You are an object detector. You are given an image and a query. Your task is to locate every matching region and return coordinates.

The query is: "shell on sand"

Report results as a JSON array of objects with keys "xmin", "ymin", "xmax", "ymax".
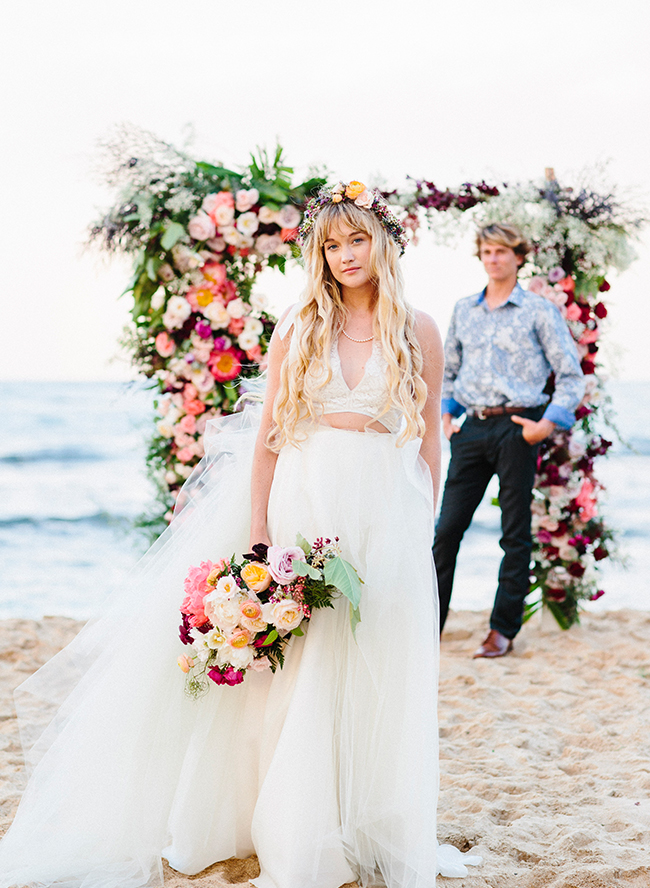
[{"xmin": 1, "ymin": 610, "xmax": 649, "ymax": 888}]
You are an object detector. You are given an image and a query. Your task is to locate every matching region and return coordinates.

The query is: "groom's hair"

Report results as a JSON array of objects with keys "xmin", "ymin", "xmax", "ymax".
[{"xmin": 475, "ymin": 223, "xmax": 530, "ymax": 263}]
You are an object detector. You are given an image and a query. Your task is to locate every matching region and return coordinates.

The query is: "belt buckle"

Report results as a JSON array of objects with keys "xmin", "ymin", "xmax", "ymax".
[{"xmin": 476, "ymin": 408, "xmax": 487, "ymax": 420}]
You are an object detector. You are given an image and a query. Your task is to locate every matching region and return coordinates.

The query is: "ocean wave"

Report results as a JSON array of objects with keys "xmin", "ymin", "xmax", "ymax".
[
  {"xmin": 0, "ymin": 512, "xmax": 132, "ymax": 530},
  {"xmin": 0, "ymin": 448, "xmax": 107, "ymax": 464}
]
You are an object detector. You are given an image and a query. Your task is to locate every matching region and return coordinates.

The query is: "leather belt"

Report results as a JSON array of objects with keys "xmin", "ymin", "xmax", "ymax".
[{"xmin": 468, "ymin": 405, "xmax": 526, "ymax": 420}]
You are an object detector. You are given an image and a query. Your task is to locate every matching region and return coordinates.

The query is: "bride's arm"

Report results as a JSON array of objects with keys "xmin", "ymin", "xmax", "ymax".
[
  {"xmin": 414, "ymin": 310, "xmax": 444, "ymax": 511},
  {"xmin": 249, "ymin": 309, "xmax": 293, "ymax": 549}
]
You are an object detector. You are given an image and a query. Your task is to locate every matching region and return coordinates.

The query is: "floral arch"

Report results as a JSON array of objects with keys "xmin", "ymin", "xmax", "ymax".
[{"xmin": 92, "ymin": 130, "xmax": 644, "ymax": 627}]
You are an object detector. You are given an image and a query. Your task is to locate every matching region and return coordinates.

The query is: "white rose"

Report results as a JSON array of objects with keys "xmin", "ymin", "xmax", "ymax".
[
  {"xmin": 258, "ymin": 206, "xmax": 279, "ymax": 225},
  {"xmin": 151, "ymin": 287, "xmax": 166, "ymax": 310},
  {"xmin": 244, "ymin": 317, "xmax": 264, "ymax": 335},
  {"xmin": 201, "ymin": 193, "xmax": 221, "ymax": 215},
  {"xmin": 215, "ymin": 575, "xmax": 238, "ymax": 599},
  {"xmin": 157, "ymin": 420, "xmax": 175, "ymax": 439},
  {"xmin": 213, "ymin": 204, "xmax": 235, "ymax": 227},
  {"xmin": 162, "ymin": 296, "xmax": 192, "ymax": 330},
  {"xmin": 164, "ymin": 470, "xmax": 177, "ymax": 484},
  {"xmin": 175, "ymin": 462, "xmax": 193, "ymax": 479},
  {"xmin": 227, "ymin": 298, "xmax": 246, "ymax": 319},
  {"xmin": 238, "ymin": 330, "xmax": 260, "ymax": 351},
  {"xmin": 255, "ymin": 233, "xmax": 283, "ymax": 256},
  {"xmin": 235, "ymin": 188, "xmax": 259, "ymax": 212},
  {"xmin": 203, "ymin": 300, "xmax": 230, "ymax": 329},
  {"xmin": 190, "ymin": 630, "xmax": 211, "ymax": 662},
  {"xmin": 249, "ymin": 292, "xmax": 268, "ymax": 311},
  {"xmin": 269, "ymin": 598, "xmax": 304, "ymax": 635},
  {"xmin": 220, "ymin": 225, "xmax": 242, "ymax": 246},
  {"xmin": 276, "ymin": 204, "xmax": 302, "ymax": 228},
  {"xmin": 188, "ymin": 212, "xmax": 216, "ymax": 241}
]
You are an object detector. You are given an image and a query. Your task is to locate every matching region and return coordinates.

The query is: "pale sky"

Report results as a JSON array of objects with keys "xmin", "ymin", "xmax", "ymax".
[{"xmin": 1, "ymin": 0, "xmax": 649, "ymax": 381}]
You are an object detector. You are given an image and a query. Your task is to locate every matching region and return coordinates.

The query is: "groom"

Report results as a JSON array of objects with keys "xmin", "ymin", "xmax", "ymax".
[{"xmin": 433, "ymin": 223, "xmax": 584, "ymax": 657}]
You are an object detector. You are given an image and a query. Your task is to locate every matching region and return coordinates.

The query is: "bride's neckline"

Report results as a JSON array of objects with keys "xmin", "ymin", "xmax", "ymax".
[{"xmin": 333, "ymin": 338, "xmax": 379, "ymax": 392}]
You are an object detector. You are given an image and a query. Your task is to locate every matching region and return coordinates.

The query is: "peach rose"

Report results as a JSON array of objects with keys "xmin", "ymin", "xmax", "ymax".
[
  {"xmin": 241, "ymin": 563, "xmax": 272, "ymax": 594},
  {"xmin": 354, "ymin": 189, "xmax": 374, "ymax": 209},
  {"xmin": 184, "ymin": 398, "xmax": 206, "ymax": 416},
  {"xmin": 345, "ymin": 181, "xmax": 366, "ymax": 200},
  {"xmin": 565, "ymin": 303, "xmax": 582, "ymax": 322},
  {"xmin": 269, "ymin": 598, "xmax": 304, "ymax": 635},
  {"xmin": 235, "ymin": 188, "xmax": 260, "ymax": 212}
]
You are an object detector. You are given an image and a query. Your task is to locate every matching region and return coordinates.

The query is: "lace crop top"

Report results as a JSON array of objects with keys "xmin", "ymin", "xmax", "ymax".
[{"xmin": 311, "ymin": 340, "xmax": 403, "ymax": 434}]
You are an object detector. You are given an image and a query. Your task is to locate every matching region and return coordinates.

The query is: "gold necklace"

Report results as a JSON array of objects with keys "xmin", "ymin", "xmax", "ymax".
[{"xmin": 342, "ymin": 329, "xmax": 373, "ymax": 343}]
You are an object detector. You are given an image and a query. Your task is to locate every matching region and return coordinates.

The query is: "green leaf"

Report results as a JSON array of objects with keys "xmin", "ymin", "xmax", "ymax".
[
  {"xmin": 292, "ymin": 559, "xmax": 321, "ymax": 580},
  {"xmin": 295, "ymin": 533, "xmax": 311, "ymax": 556},
  {"xmin": 323, "ymin": 557, "xmax": 362, "ymax": 609},
  {"xmin": 262, "ymin": 629, "xmax": 278, "ymax": 646},
  {"xmin": 349, "ymin": 603, "xmax": 361, "ymax": 636},
  {"xmin": 145, "ymin": 256, "xmax": 159, "ymax": 281},
  {"xmin": 491, "ymin": 496, "xmax": 500, "ymax": 507},
  {"xmin": 160, "ymin": 221, "xmax": 186, "ymax": 251},
  {"xmin": 290, "ymin": 626, "xmax": 304, "ymax": 637}
]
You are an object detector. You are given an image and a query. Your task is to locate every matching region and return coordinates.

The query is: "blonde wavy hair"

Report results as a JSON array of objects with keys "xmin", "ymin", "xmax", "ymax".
[{"xmin": 268, "ymin": 200, "xmax": 427, "ymax": 451}]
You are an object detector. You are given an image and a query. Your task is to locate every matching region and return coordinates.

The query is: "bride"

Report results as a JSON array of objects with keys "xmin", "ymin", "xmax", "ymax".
[{"xmin": 0, "ymin": 182, "xmax": 481, "ymax": 887}]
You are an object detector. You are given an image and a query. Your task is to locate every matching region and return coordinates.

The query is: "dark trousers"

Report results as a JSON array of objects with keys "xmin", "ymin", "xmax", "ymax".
[{"xmin": 433, "ymin": 408, "xmax": 543, "ymax": 639}]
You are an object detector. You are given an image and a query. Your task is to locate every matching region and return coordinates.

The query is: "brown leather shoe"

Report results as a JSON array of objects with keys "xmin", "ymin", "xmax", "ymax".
[{"xmin": 472, "ymin": 629, "xmax": 513, "ymax": 659}]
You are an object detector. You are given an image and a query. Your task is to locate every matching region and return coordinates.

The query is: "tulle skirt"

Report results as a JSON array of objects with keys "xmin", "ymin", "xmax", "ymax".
[{"xmin": 0, "ymin": 409, "xmax": 480, "ymax": 888}]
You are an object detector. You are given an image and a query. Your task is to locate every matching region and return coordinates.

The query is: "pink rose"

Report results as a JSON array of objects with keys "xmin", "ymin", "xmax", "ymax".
[
  {"xmin": 249, "ymin": 656, "xmax": 271, "ymax": 672},
  {"xmin": 579, "ymin": 328, "xmax": 600, "ymax": 345},
  {"xmin": 177, "ymin": 654, "xmax": 194, "ymax": 674},
  {"xmin": 267, "ymin": 546, "xmax": 306, "ymax": 585},
  {"xmin": 565, "ymin": 303, "xmax": 582, "ymax": 322},
  {"xmin": 213, "ymin": 204, "xmax": 235, "ymax": 227},
  {"xmin": 235, "ymin": 188, "xmax": 260, "ymax": 212},
  {"xmin": 155, "ymin": 332, "xmax": 176, "ymax": 357},
  {"xmin": 179, "ymin": 414, "xmax": 196, "ymax": 434},
  {"xmin": 176, "ymin": 447, "xmax": 194, "ymax": 464},
  {"xmin": 269, "ymin": 598, "xmax": 304, "ymax": 634},
  {"xmin": 202, "ymin": 191, "xmax": 234, "ymax": 214},
  {"xmin": 188, "ymin": 212, "xmax": 216, "ymax": 241}
]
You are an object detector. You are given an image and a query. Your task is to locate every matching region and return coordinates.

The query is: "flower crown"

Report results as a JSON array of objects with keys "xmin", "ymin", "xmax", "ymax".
[{"xmin": 298, "ymin": 181, "xmax": 408, "ymax": 256}]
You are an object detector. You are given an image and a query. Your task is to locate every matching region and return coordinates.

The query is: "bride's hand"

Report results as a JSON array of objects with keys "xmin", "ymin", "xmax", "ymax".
[{"xmin": 249, "ymin": 531, "xmax": 272, "ymax": 551}]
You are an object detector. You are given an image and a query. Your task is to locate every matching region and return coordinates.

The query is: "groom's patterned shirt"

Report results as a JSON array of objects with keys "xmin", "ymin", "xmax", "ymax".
[{"xmin": 441, "ymin": 282, "xmax": 585, "ymax": 429}]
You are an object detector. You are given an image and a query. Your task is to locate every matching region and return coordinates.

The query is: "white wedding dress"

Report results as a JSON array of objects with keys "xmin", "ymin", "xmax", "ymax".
[{"xmin": 0, "ymin": 332, "xmax": 481, "ymax": 888}]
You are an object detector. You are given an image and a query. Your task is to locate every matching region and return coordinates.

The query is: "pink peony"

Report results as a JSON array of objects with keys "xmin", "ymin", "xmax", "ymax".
[
  {"xmin": 575, "ymin": 479, "xmax": 597, "ymax": 521},
  {"xmin": 181, "ymin": 561, "xmax": 218, "ymax": 627},
  {"xmin": 248, "ymin": 656, "xmax": 271, "ymax": 672},
  {"xmin": 208, "ymin": 666, "xmax": 245, "ymax": 686},
  {"xmin": 155, "ymin": 332, "xmax": 176, "ymax": 357},
  {"xmin": 267, "ymin": 546, "xmax": 306, "ymax": 585}
]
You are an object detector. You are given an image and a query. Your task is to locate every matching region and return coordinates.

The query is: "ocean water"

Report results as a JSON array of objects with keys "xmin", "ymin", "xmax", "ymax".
[{"xmin": 1, "ymin": 380, "xmax": 649, "ymax": 620}]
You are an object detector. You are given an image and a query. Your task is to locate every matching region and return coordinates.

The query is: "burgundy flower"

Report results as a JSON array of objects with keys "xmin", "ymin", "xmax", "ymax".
[
  {"xmin": 546, "ymin": 588, "xmax": 566, "ymax": 602},
  {"xmin": 598, "ymin": 280, "xmax": 611, "ymax": 292},
  {"xmin": 581, "ymin": 359, "xmax": 596, "ymax": 375},
  {"xmin": 593, "ymin": 546, "xmax": 609, "ymax": 561},
  {"xmin": 590, "ymin": 589, "xmax": 605, "ymax": 601},
  {"xmin": 568, "ymin": 562, "xmax": 585, "ymax": 578},
  {"xmin": 594, "ymin": 302, "xmax": 608, "ymax": 319},
  {"xmin": 179, "ymin": 613, "xmax": 193, "ymax": 645}
]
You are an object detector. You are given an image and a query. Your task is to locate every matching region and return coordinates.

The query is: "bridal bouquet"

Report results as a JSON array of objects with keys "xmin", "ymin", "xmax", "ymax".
[{"xmin": 177, "ymin": 534, "xmax": 362, "ymax": 697}]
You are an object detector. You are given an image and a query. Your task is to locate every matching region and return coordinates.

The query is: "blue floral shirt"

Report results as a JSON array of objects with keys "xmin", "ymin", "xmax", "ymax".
[{"xmin": 441, "ymin": 282, "xmax": 585, "ymax": 429}]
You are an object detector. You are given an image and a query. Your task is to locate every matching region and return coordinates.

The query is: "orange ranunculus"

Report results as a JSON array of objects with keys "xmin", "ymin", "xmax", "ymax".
[
  {"xmin": 202, "ymin": 261, "xmax": 227, "ymax": 286},
  {"xmin": 240, "ymin": 562, "xmax": 272, "ymax": 594},
  {"xmin": 332, "ymin": 193, "xmax": 343, "ymax": 203},
  {"xmin": 195, "ymin": 287, "xmax": 215, "ymax": 307},
  {"xmin": 229, "ymin": 629, "xmax": 252, "ymax": 649},
  {"xmin": 345, "ymin": 181, "xmax": 366, "ymax": 200},
  {"xmin": 559, "ymin": 276, "xmax": 575, "ymax": 294}
]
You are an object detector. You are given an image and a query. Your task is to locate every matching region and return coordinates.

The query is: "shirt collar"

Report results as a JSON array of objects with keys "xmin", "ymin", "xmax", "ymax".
[{"xmin": 474, "ymin": 281, "xmax": 525, "ymax": 307}]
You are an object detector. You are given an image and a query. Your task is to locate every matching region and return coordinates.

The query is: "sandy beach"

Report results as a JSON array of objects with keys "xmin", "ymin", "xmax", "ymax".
[{"xmin": 1, "ymin": 609, "xmax": 648, "ymax": 887}]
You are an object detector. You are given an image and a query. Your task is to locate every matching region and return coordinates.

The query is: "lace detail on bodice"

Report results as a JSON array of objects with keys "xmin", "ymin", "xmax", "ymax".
[{"xmin": 310, "ymin": 340, "xmax": 403, "ymax": 433}]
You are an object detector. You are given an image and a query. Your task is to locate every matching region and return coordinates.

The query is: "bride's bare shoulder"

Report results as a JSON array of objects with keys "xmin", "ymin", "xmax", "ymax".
[{"xmin": 413, "ymin": 309, "xmax": 442, "ymax": 353}]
